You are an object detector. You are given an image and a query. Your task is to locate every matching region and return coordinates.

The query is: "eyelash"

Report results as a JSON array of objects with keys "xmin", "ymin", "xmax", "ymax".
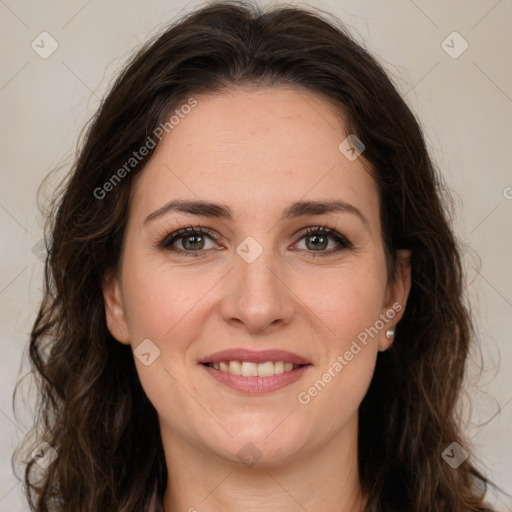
[{"xmin": 156, "ymin": 224, "xmax": 353, "ymax": 258}]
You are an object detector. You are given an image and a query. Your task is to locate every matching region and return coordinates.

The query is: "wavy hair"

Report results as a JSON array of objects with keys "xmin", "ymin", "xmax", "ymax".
[{"xmin": 14, "ymin": 1, "xmax": 497, "ymax": 510}]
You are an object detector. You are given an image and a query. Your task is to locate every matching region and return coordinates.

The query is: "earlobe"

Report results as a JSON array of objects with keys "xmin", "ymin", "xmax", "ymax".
[
  {"xmin": 378, "ymin": 249, "xmax": 412, "ymax": 352},
  {"xmin": 101, "ymin": 270, "xmax": 130, "ymax": 345}
]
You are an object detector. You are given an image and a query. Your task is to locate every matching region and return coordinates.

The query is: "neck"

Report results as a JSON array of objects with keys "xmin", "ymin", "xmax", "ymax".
[{"xmin": 161, "ymin": 415, "xmax": 365, "ymax": 512}]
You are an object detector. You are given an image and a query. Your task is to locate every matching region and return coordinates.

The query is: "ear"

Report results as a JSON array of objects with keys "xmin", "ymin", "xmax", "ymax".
[
  {"xmin": 378, "ymin": 249, "xmax": 412, "ymax": 352},
  {"xmin": 101, "ymin": 269, "xmax": 130, "ymax": 345}
]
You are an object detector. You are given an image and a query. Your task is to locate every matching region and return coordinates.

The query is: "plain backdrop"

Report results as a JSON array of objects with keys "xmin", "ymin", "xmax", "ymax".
[{"xmin": 1, "ymin": 0, "xmax": 511, "ymax": 510}]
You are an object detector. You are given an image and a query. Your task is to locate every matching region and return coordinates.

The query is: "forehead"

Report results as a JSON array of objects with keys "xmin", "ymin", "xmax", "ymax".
[{"xmin": 130, "ymin": 86, "xmax": 380, "ymax": 227}]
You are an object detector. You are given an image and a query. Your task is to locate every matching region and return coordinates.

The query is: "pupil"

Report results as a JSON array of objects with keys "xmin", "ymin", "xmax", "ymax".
[
  {"xmin": 184, "ymin": 235, "xmax": 203, "ymax": 250},
  {"xmin": 307, "ymin": 234, "xmax": 327, "ymax": 251}
]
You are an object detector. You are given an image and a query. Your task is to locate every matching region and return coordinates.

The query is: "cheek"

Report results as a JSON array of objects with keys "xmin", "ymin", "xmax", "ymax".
[
  {"xmin": 296, "ymin": 289, "xmax": 381, "ymax": 437},
  {"xmin": 295, "ymin": 260, "xmax": 386, "ymax": 411},
  {"xmin": 298, "ymin": 257, "xmax": 388, "ymax": 342},
  {"xmin": 121, "ymin": 241, "xmax": 389, "ymax": 356},
  {"xmin": 121, "ymin": 255, "xmax": 212, "ymax": 341},
  {"xmin": 119, "ymin": 258, "xmax": 207, "ymax": 432}
]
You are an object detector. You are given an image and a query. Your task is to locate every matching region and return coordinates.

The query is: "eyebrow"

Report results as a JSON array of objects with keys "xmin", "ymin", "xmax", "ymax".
[{"xmin": 143, "ymin": 198, "xmax": 369, "ymax": 230}]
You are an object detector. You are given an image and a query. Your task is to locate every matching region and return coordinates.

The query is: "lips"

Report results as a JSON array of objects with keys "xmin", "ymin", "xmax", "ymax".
[
  {"xmin": 199, "ymin": 348, "xmax": 311, "ymax": 366},
  {"xmin": 199, "ymin": 349, "xmax": 312, "ymax": 393}
]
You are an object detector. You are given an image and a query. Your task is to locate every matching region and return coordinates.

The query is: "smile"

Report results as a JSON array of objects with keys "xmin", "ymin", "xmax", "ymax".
[
  {"xmin": 204, "ymin": 360, "xmax": 301, "ymax": 376},
  {"xmin": 201, "ymin": 361, "xmax": 311, "ymax": 393},
  {"xmin": 199, "ymin": 348, "xmax": 312, "ymax": 393}
]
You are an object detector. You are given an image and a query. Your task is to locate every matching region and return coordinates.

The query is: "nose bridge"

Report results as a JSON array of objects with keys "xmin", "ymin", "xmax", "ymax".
[{"xmin": 221, "ymin": 235, "xmax": 294, "ymax": 332}]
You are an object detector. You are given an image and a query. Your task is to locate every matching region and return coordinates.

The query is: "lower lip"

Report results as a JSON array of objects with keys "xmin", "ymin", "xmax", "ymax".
[{"xmin": 201, "ymin": 364, "xmax": 311, "ymax": 394}]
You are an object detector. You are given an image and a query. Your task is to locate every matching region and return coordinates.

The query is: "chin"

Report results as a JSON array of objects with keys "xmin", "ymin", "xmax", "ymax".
[
  {"xmin": 221, "ymin": 439, "xmax": 305, "ymax": 469},
  {"xmin": 208, "ymin": 423, "xmax": 307, "ymax": 468}
]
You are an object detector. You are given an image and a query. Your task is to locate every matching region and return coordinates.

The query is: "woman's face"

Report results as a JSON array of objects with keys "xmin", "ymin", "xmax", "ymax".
[{"xmin": 103, "ymin": 86, "xmax": 410, "ymax": 467}]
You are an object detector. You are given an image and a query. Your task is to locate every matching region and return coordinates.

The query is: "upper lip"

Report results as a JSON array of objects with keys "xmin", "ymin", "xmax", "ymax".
[{"xmin": 199, "ymin": 349, "xmax": 311, "ymax": 365}]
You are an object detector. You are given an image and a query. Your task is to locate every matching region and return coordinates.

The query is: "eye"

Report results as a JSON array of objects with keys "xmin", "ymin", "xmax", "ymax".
[
  {"xmin": 294, "ymin": 226, "xmax": 353, "ymax": 257},
  {"xmin": 158, "ymin": 225, "xmax": 220, "ymax": 257},
  {"xmin": 156, "ymin": 224, "xmax": 353, "ymax": 258}
]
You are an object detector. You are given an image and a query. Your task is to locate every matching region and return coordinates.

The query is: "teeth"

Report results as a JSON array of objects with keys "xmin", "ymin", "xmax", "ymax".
[
  {"xmin": 229, "ymin": 361, "xmax": 242, "ymax": 375},
  {"xmin": 210, "ymin": 360, "xmax": 301, "ymax": 376},
  {"xmin": 241, "ymin": 362, "xmax": 258, "ymax": 377},
  {"xmin": 257, "ymin": 361, "xmax": 275, "ymax": 377}
]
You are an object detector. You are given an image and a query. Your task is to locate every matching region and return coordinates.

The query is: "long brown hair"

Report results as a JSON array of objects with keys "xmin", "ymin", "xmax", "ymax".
[{"xmin": 14, "ymin": 1, "xmax": 497, "ymax": 510}]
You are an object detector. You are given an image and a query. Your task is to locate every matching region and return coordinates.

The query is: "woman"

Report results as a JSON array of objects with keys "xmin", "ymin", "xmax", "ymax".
[{"xmin": 14, "ymin": 0, "xmax": 497, "ymax": 510}]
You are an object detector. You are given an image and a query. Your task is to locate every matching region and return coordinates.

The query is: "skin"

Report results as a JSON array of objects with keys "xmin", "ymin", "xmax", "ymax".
[{"xmin": 102, "ymin": 86, "xmax": 411, "ymax": 512}]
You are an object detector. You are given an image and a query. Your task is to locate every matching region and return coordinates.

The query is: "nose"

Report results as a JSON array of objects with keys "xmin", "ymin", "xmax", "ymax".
[{"xmin": 220, "ymin": 244, "xmax": 295, "ymax": 334}]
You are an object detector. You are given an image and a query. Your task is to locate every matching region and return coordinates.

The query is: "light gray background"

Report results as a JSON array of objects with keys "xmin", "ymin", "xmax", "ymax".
[{"xmin": 1, "ymin": 0, "xmax": 511, "ymax": 510}]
